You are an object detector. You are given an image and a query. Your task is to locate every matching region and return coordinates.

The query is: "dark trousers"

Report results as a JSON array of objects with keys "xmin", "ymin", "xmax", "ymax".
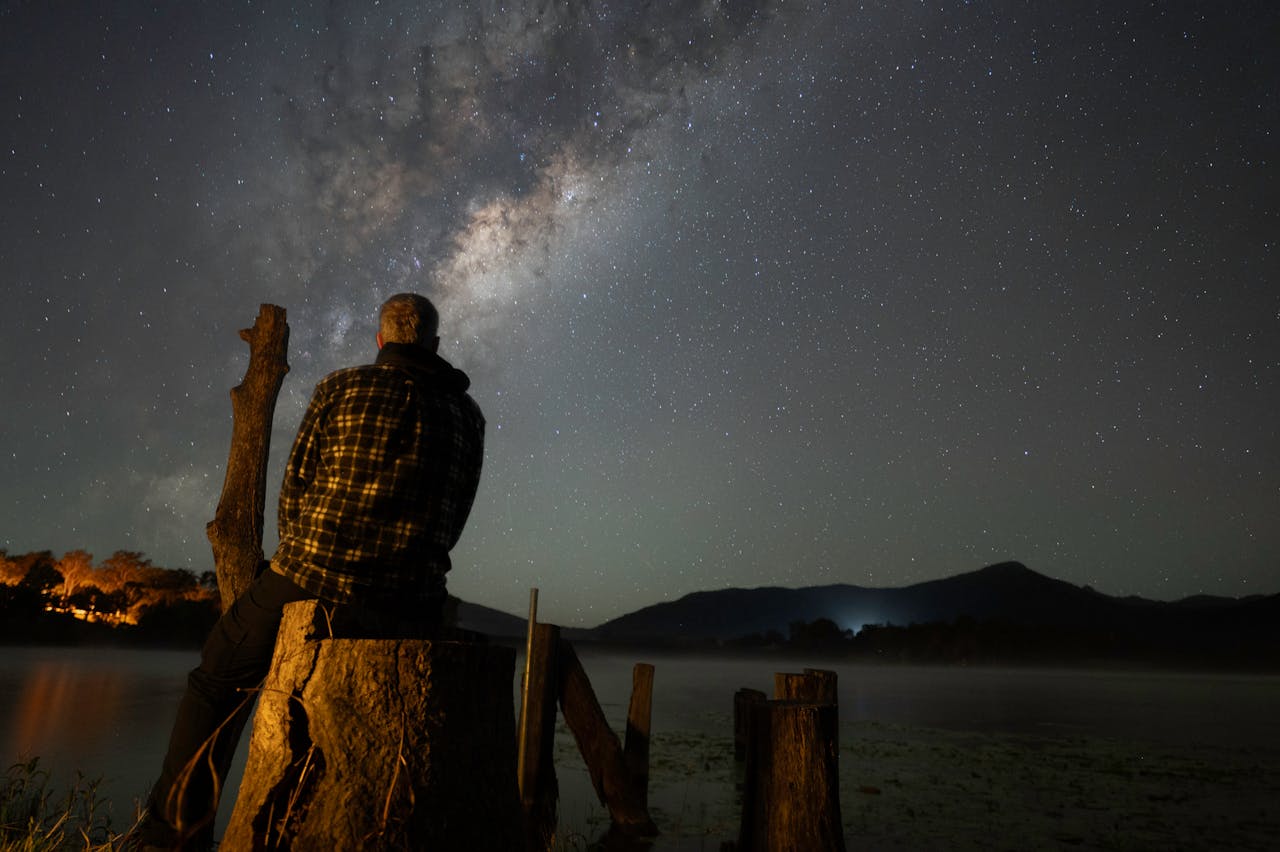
[
  {"xmin": 147, "ymin": 569, "xmax": 445, "ymax": 845},
  {"xmin": 148, "ymin": 569, "xmax": 312, "ymax": 843}
]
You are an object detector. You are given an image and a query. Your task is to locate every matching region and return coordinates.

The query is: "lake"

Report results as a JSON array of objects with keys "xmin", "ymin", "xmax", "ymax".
[{"xmin": 3, "ymin": 645, "xmax": 1278, "ymax": 848}]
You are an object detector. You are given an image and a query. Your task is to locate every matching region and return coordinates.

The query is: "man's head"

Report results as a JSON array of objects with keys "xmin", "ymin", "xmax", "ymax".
[{"xmin": 378, "ymin": 293, "xmax": 440, "ymax": 351}]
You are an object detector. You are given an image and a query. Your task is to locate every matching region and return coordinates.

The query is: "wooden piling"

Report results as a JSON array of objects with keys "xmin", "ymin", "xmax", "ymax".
[
  {"xmin": 774, "ymin": 668, "xmax": 837, "ymax": 704},
  {"xmin": 624, "ymin": 663, "xmax": 655, "ymax": 813},
  {"xmin": 737, "ymin": 669, "xmax": 845, "ymax": 852}
]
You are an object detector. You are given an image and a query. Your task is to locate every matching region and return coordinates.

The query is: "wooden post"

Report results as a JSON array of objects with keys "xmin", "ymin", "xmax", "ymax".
[
  {"xmin": 774, "ymin": 672, "xmax": 807, "ymax": 701},
  {"xmin": 223, "ymin": 601, "xmax": 523, "ymax": 850},
  {"xmin": 206, "ymin": 303, "xmax": 289, "ymax": 613},
  {"xmin": 518, "ymin": 622, "xmax": 561, "ymax": 852},
  {"xmin": 623, "ymin": 663, "xmax": 654, "ymax": 813},
  {"xmin": 776, "ymin": 669, "xmax": 838, "ymax": 704},
  {"xmin": 738, "ymin": 671, "xmax": 845, "ymax": 852},
  {"xmin": 557, "ymin": 641, "xmax": 656, "ymax": 836},
  {"xmin": 517, "ymin": 587, "xmax": 540, "ymax": 792},
  {"xmin": 802, "ymin": 668, "xmax": 839, "ymax": 705}
]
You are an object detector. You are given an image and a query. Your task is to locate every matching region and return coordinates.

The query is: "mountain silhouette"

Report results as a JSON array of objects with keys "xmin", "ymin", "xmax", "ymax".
[
  {"xmin": 457, "ymin": 562, "xmax": 1279, "ymax": 667},
  {"xmin": 588, "ymin": 561, "xmax": 1275, "ymax": 646}
]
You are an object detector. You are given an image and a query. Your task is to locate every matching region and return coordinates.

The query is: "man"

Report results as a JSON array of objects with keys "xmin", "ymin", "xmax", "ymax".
[{"xmin": 137, "ymin": 293, "xmax": 485, "ymax": 849}]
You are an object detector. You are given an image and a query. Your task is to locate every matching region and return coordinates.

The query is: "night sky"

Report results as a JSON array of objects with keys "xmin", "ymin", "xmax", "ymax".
[{"xmin": 2, "ymin": 1, "xmax": 1276, "ymax": 627}]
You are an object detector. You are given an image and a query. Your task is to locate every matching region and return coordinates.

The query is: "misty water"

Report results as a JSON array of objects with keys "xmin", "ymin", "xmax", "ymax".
[{"xmin": 3, "ymin": 645, "xmax": 1278, "ymax": 840}]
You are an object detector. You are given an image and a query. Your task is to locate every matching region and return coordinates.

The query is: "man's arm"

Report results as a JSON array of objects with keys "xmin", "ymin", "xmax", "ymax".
[{"xmin": 278, "ymin": 386, "xmax": 328, "ymax": 535}]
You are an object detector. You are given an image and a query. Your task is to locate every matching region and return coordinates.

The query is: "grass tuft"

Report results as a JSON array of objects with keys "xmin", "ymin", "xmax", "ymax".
[{"xmin": 0, "ymin": 759, "xmax": 123, "ymax": 852}]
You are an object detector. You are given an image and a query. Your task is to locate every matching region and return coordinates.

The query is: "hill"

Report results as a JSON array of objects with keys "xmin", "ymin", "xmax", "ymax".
[
  {"xmin": 585, "ymin": 562, "xmax": 1280, "ymax": 667},
  {"xmin": 590, "ymin": 562, "xmax": 1112, "ymax": 642}
]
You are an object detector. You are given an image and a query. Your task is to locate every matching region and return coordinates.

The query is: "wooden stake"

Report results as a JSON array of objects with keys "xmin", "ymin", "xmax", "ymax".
[
  {"xmin": 517, "ymin": 587, "xmax": 539, "ymax": 793},
  {"xmin": 519, "ymin": 622, "xmax": 560, "ymax": 852},
  {"xmin": 623, "ymin": 663, "xmax": 654, "ymax": 812}
]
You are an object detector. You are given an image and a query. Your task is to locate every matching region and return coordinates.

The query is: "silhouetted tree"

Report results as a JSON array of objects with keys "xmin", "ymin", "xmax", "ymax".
[
  {"xmin": 67, "ymin": 585, "xmax": 107, "ymax": 613},
  {"xmin": 787, "ymin": 618, "xmax": 853, "ymax": 651},
  {"xmin": 17, "ymin": 552, "xmax": 63, "ymax": 595}
]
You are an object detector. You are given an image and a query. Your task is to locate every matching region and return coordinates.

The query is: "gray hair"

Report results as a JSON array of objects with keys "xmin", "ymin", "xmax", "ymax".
[{"xmin": 379, "ymin": 293, "xmax": 439, "ymax": 345}]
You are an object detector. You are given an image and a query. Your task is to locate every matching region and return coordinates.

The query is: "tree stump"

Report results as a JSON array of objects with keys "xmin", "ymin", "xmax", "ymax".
[{"xmin": 223, "ymin": 600, "xmax": 522, "ymax": 850}]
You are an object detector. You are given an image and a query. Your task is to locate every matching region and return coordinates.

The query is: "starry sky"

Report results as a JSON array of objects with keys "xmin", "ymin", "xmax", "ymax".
[{"xmin": 1, "ymin": 1, "xmax": 1276, "ymax": 627}]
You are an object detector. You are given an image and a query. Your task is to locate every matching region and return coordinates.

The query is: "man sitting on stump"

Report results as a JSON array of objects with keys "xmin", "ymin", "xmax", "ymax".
[{"xmin": 136, "ymin": 293, "xmax": 485, "ymax": 849}]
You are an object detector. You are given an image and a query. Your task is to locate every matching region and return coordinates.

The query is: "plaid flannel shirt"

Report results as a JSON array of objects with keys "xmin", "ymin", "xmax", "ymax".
[{"xmin": 271, "ymin": 343, "xmax": 484, "ymax": 604}]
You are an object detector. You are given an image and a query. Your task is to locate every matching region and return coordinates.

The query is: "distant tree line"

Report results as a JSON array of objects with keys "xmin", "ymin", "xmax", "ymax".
[
  {"xmin": 0, "ymin": 548, "xmax": 218, "ymax": 646},
  {"xmin": 726, "ymin": 614, "xmax": 1277, "ymax": 669}
]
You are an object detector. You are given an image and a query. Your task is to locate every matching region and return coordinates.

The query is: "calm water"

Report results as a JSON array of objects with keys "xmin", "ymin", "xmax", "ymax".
[{"xmin": 2, "ymin": 645, "xmax": 1278, "ymax": 832}]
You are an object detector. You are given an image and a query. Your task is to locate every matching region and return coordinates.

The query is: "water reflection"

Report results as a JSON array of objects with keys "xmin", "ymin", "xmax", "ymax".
[
  {"xmin": 9, "ymin": 661, "xmax": 128, "ymax": 758},
  {"xmin": 2, "ymin": 645, "xmax": 1278, "ymax": 842},
  {"xmin": 0, "ymin": 647, "xmax": 194, "ymax": 823}
]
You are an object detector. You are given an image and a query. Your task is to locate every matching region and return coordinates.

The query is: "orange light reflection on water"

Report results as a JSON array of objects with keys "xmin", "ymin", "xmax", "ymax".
[{"xmin": 8, "ymin": 662, "xmax": 128, "ymax": 759}]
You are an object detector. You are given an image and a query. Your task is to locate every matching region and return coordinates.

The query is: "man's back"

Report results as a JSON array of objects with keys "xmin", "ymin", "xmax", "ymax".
[{"xmin": 272, "ymin": 341, "xmax": 484, "ymax": 604}]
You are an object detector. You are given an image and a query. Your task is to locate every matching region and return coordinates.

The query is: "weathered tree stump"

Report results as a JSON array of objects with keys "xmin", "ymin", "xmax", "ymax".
[{"xmin": 223, "ymin": 600, "xmax": 522, "ymax": 850}]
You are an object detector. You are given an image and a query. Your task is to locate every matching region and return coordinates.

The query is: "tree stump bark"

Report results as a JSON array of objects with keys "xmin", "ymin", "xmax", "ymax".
[
  {"xmin": 206, "ymin": 303, "xmax": 290, "ymax": 612},
  {"xmin": 223, "ymin": 600, "xmax": 522, "ymax": 851}
]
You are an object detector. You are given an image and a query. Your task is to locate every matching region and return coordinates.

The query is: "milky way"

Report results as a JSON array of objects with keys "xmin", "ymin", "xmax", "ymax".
[{"xmin": 2, "ymin": 1, "xmax": 1276, "ymax": 625}]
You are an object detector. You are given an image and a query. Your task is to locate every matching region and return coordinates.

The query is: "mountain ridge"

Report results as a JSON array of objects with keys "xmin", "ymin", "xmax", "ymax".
[{"xmin": 459, "ymin": 562, "xmax": 1280, "ymax": 667}]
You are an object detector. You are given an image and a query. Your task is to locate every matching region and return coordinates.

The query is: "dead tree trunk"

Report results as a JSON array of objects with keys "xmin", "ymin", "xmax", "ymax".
[
  {"xmin": 223, "ymin": 600, "xmax": 523, "ymax": 850},
  {"xmin": 206, "ymin": 303, "xmax": 289, "ymax": 612}
]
